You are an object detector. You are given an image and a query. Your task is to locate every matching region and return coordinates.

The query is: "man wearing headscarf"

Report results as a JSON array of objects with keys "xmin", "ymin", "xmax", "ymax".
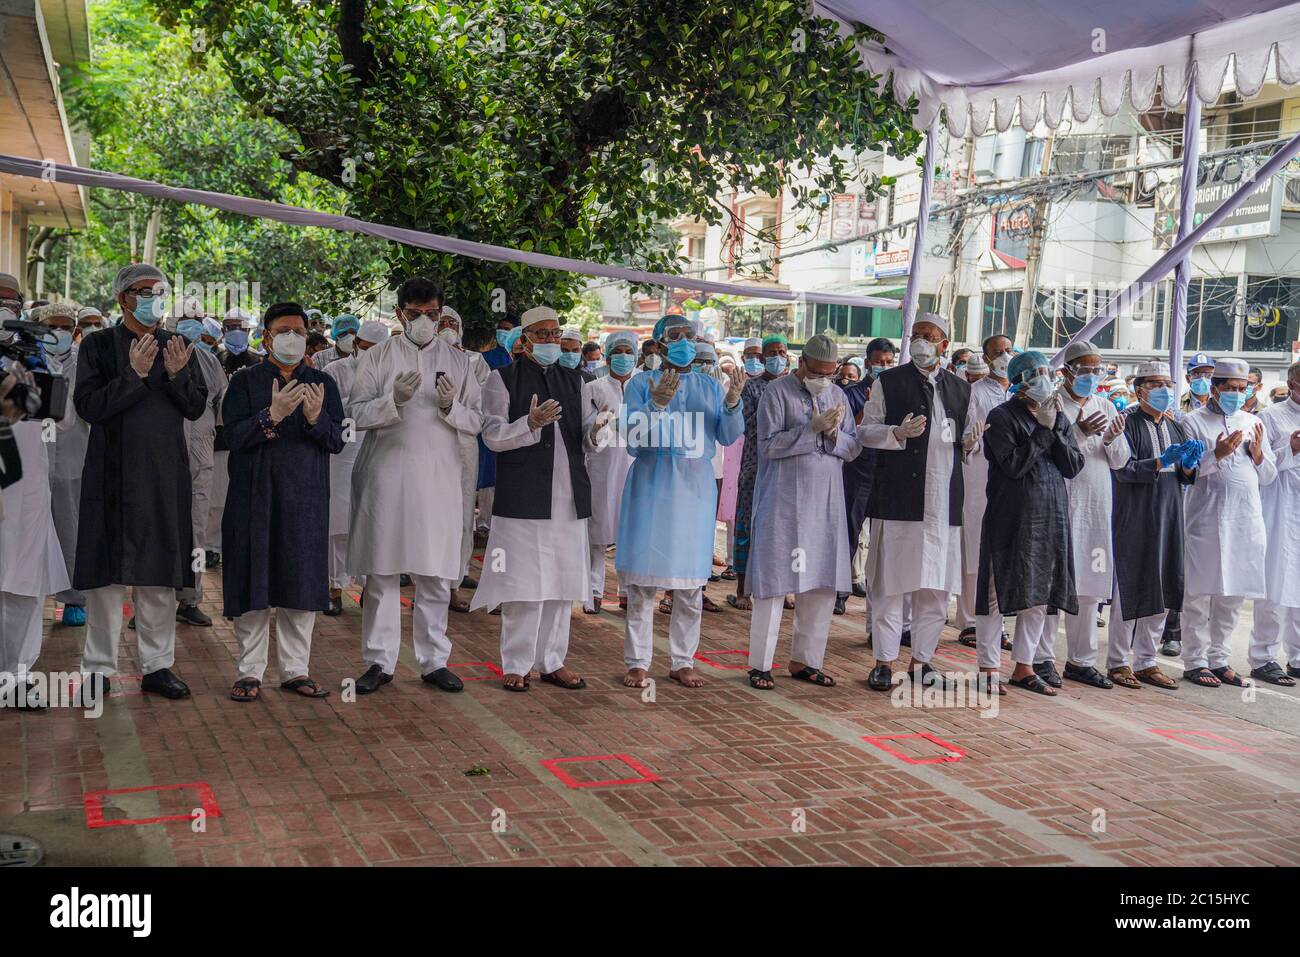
[
  {"xmin": 859, "ymin": 316, "xmax": 969, "ymax": 690},
  {"xmin": 975, "ymin": 350, "xmax": 1084, "ymax": 697},
  {"xmin": 583, "ymin": 330, "xmax": 636, "ymax": 613},
  {"xmin": 174, "ymin": 298, "xmax": 228, "ymax": 626},
  {"xmin": 617, "ymin": 314, "xmax": 744, "ymax": 687},
  {"xmin": 745, "ymin": 334, "xmax": 861, "ymax": 689},
  {"xmin": 312, "ymin": 314, "xmax": 362, "ymax": 370},
  {"xmin": 321, "ymin": 320, "xmax": 388, "ymax": 615},
  {"xmin": 1178, "ymin": 357, "xmax": 1275, "ymax": 689},
  {"xmin": 75, "ymin": 264, "xmax": 208, "ymax": 702},
  {"xmin": 730, "ymin": 333, "xmax": 789, "ymax": 610}
]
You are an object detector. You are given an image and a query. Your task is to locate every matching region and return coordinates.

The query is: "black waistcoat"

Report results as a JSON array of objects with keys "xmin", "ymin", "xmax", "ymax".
[
  {"xmin": 493, "ymin": 358, "xmax": 592, "ymax": 520},
  {"xmin": 865, "ymin": 362, "xmax": 969, "ymax": 525}
]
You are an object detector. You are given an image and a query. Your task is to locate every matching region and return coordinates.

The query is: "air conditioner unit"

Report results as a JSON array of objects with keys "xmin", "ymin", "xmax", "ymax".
[{"xmin": 1110, "ymin": 152, "xmax": 1136, "ymax": 191}]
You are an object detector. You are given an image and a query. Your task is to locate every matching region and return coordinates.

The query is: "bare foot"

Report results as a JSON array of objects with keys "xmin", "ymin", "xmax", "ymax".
[
  {"xmin": 502, "ymin": 673, "xmax": 529, "ymax": 691},
  {"xmin": 669, "ymin": 667, "xmax": 706, "ymax": 688},
  {"xmin": 623, "ymin": 668, "xmax": 648, "ymax": 688}
]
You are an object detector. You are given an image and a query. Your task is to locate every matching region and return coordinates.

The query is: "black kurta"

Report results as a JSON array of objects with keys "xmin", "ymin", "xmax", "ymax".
[
  {"xmin": 1111, "ymin": 409, "xmax": 1195, "ymax": 620},
  {"xmin": 977, "ymin": 398, "xmax": 1085, "ymax": 616},
  {"xmin": 220, "ymin": 360, "xmax": 344, "ymax": 619},
  {"xmin": 73, "ymin": 323, "xmax": 208, "ymax": 590}
]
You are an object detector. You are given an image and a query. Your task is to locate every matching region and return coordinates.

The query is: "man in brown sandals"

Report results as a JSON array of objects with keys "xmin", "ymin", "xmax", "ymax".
[{"xmin": 223, "ymin": 303, "xmax": 345, "ymax": 701}]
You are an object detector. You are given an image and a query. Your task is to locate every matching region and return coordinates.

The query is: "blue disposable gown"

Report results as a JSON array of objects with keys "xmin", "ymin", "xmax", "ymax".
[{"xmin": 614, "ymin": 369, "xmax": 743, "ymax": 587}]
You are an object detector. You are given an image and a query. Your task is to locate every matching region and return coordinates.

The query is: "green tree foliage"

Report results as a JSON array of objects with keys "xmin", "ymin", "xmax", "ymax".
[
  {"xmin": 52, "ymin": 0, "xmax": 386, "ymax": 315},
  {"xmin": 150, "ymin": 0, "xmax": 919, "ymax": 331}
]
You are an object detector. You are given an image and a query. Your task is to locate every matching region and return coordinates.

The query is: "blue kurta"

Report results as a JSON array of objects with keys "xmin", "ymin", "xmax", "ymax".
[
  {"xmin": 615, "ymin": 369, "xmax": 743, "ymax": 587},
  {"xmin": 745, "ymin": 375, "xmax": 862, "ymax": 599},
  {"xmin": 476, "ymin": 345, "xmax": 512, "ymax": 490},
  {"xmin": 220, "ymin": 360, "xmax": 345, "ymax": 619}
]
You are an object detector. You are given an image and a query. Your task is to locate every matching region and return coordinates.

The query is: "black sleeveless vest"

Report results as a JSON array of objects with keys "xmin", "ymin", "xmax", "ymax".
[
  {"xmin": 865, "ymin": 362, "xmax": 969, "ymax": 525},
  {"xmin": 493, "ymin": 359, "xmax": 592, "ymax": 520}
]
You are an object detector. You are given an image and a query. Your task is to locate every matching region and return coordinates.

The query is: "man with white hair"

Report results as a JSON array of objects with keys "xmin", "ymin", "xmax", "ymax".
[
  {"xmin": 348, "ymin": 277, "xmax": 483, "ymax": 695},
  {"xmin": 859, "ymin": 315, "xmax": 970, "ymax": 690},
  {"xmin": 321, "ymin": 319, "xmax": 388, "ymax": 615},
  {"xmin": 1178, "ymin": 356, "xmax": 1276, "ymax": 688},
  {"xmin": 312, "ymin": 314, "xmax": 362, "ymax": 370},
  {"xmin": 75, "ymin": 263, "xmax": 208, "ymax": 702},
  {"xmin": 583, "ymin": 330, "xmax": 636, "ymax": 613},
  {"xmin": 745, "ymin": 334, "xmax": 861, "ymax": 690},
  {"xmin": 472, "ymin": 306, "xmax": 598, "ymax": 690},
  {"xmin": 1249, "ymin": 360, "xmax": 1300, "ymax": 685}
]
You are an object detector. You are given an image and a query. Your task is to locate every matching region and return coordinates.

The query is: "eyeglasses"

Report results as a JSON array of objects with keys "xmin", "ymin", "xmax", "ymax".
[
  {"xmin": 526, "ymin": 328, "xmax": 561, "ymax": 342},
  {"xmin": 399, "ymin": 308, "xmax": 438, "ymax": 322},
  {"xmin": 661, "ymin": 327, "xmax": 696, "ymax": 343}
]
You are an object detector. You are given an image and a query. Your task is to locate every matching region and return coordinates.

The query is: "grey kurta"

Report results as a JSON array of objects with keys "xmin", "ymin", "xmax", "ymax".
[{"xmin": 745, "ymin": 374, "xmax": 862, "ymax": 599}]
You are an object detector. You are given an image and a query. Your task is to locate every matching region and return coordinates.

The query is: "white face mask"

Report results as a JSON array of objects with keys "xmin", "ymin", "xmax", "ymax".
[
  {"xmin": 805, "ymin": 375, "xmax": 832, "ymax": 397},
  {"xmin": 271, "ymin": 331, "xmax": 306, "ymax": 365},
  {"xmin": 437, "ymin": 326, "xmax": 460, "ymax": 346},
  {"xmin": 991, "ymin": 354, "xmax": 1012, "ymax": 378},
  {"xmin": 909, "ymin": 338, "xmax": 940, "ymax": 369},
  {"xmin": 645, "ymin": 354, "xmax": 663, "ymax": 371},
  {"xmin": 1023, "ymin": 373, "xmax": 1054, "ymax": 404},
  {"xmin": 336, "ymin": 333, "xmax": 356, "ymax": 354},
  {"xmin": 405, "ymin": 313, "xmax": 436, "ymax": 346}
]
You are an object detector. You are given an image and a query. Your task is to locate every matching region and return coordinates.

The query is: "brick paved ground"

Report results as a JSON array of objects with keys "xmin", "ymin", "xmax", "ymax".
[{"xmin": 5, "ymin": 551, "xmax": 1299, "ymax": 867}]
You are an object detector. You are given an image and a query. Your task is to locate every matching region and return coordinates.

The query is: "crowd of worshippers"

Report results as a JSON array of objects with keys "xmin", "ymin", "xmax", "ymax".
[{"xmin": 1, "ymin": 261, "xmax": 1298, "ymax": 709}]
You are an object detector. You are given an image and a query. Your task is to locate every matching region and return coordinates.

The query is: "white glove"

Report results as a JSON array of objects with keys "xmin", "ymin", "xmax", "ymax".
[
  {"xmin": 649, "ymin": 368, "xmax": 680, "ymax": 410},
  {"xmin": 809, "ymin": 403, "xmax": 842, "ymax": 437},
  {"xmin": 893, "ymin": 412, "xmax": 927, "ymax": 442},
  {"xmin": 393, "ymin": 370, "xmax": 422, "ymax": 406},
  {"xmin": 589, "ymin": 408, "xmax": 616, "ymax": 446},
  {"xmin": 1033, "ymin": 394, "xmax": 1060, "ymax": 428},
  {"xmin": 434, "ymin": 372, "xmax": 456, "ymax": 411},
  {"xmin": 963, "ymin": 420, "xmax": 986, "ymax": 453}
]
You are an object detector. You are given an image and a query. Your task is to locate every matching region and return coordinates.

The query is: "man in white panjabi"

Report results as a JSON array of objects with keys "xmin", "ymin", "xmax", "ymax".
[
  {"xmin": 321, "ymin": 320, "xmax": 387, "ymax": 616},
  {"xmin": 472, "ymin": 307, "xmax": 595, "ymax": 691},
  {"xmin": 582, "ymin": 330, "xmax": 636, "ymax": 614},
  {"xmin": 859, "ymin": 315, "xmax": 970, "ymax": 691},
  {"xmin": 1179, "ymin": 357, "xmax": 1276, "ymax": 690},
  {"xmin": 1249, "ymin": 359, "xmax": 1300, "ymax": 686},
  {"xmin": 347, "ymin": 278, "xmax": 484, "ymax": 695},
  {"xmin": 1047, "ymin": 340, "xmax": 1130, "ymax": 690}
]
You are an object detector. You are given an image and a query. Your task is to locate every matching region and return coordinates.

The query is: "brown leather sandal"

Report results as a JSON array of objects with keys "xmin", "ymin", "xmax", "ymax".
[
  {"xmin": 1107, "ymin": 666, "xmax": 1142, "ymax": 689},
  {"xmin": 1134, "ymin": 666, "xmax": 1177, "ymax": 689}
]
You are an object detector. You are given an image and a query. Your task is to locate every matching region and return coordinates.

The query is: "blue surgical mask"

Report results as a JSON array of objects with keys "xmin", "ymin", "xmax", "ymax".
[
  {"xmin": 870, "ymin": 365, "xmax": 889, "ymax": 378},
  {"xmin": 495, "ymin": 329, "xmax": 511, "ymax": 348},
  {"xmin": 177, "ymin": 319, "xmax": 204, "ymax": 343},
  {"xmin": 744, "ymin": 357, "xmax": 763, "ymax": 376},
  {"xmin": 197, "ymin": 341, "xmax": 214, "ymax": 353},
  {"xmin": 531, "ymin": 342, "xmax": 561, "ymax": 366},
  {"xmin": 1245, "ymin": 385, "xmax": 1256, "ymax": 400},
  {"xmin": 609, "ymin": 353, "xmax": 636, "ymax": 376},
  {"xmin": 1022, "ymin": 374, "xmax": 1054, "ymax": 404},
  {"xmin": 558, "ymin": 351, "xmax": 582, "ymax": 369},
  {"xmin": 583, "ymin": 361, "xmax": 598, "ymax": 374},
  {"xmin": 1189, "ymin": 377, "xmax": 1211, "ymax": 397},
  {"xmin": 1145, "ymin": 386, "xmax": 1175, "ymax": 414},
  {"xmin": 764, "ymin": 355, "xmax": 787, "ymax": 376},
  {"xmin": 665, "ymin": 337, "xmax": 697, "ymax": 367},
  {"xmin": 49, "ymin": 330, "xmax": 74, "ymax": 354},
  {"xmin": 953, "ymin": 364, "xmax": 967, "ymax": 376},
  {"xmin": 1217, "ymin": 391, "xmax": 1246, "ymax": 416},
  {"xmin": 132, "ymin": 294, "xmax": 166, "ymax": 327},
  {"xmin": 1111, "ymin": 395, "xmax": 1129, "ymax": 411},
  {"xmin": 1070, "ymin": 373, "xmax": 1101, "ymax": 398},
  {"xmin": 224, "ymin": 329, "xmax": 249, "ymax": 354}
]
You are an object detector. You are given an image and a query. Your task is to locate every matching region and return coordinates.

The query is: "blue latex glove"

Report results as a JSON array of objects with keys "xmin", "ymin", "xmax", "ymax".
[
  {"xmin": 1180, "ymin": 438, "xmax": 1206, "ymax": 470},
  {"xmin": 1159, "ymin": 443, "xmax": 1184, "ymax": 469}
]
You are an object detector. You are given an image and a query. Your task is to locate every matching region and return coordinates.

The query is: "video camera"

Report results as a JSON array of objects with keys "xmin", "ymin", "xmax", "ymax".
[{"xmin": 0, "ymin": 317, "xmax": 70, "ymax": 422}]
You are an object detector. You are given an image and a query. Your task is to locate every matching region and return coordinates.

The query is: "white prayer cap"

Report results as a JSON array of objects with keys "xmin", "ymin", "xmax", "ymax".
[
  {"xmin": 744, "ymin": 337, "xmax": 761, "ymax": 350},
  {"xmin": 521, "ymin": 306, "xmax": 558, "ymax": 328},
  {"xmin": 1134, "ymin": 360, "xmax": 1171, "ymax": 380},
  {"xmin": 201, "ymin": 317, "xmax": 223, "ymax": 339},
  {"xmin": 560, "ymin": 326, "xmax": 583, "ymax": 342},
  {"xmin": 1212, "ymin": 357, "xmax": 1249, "ymax": 379},
  {"xmin": 694, "ymin": 341, "xmax": 718, "ymax": 362},
  {"xmin": 0, "ymin": 272, "xmax": 22, "ymax": 294},
  {"xmin": 1062, "ymin": 339, "xmax": 1100, "ymax": 364},
  {"xmin": 802, "ymin": 333, "xmax": 838, "ymax": 363},
  {"xmin": 965, "ymin": 354, "xmax": 989, "ymax": 374},
  {"xmin": 604, "ymin": 330, "xmax": 637, "ymax": 354},
  {"xmin": 440, "ymin": 305, "xmax": 461, "ymax": 324},
  {"xmin": 77, "ymin": 305, "xmax": 104, "ymax": 321},
  {"xmin": 358, "ymin": 320, "xmax": 389, "ymax": 344},
  {"xmin": 112, "ymin": 263, "xmax": 167, "ymax": 296},
  {"xmin": 224, "ymin": 306, "xmax": 252, "ymax": 327},
  {"xmin": 32, "ymin": 303, "xmax": 77, "ymax": 323},
  {"xmin": 912, "ymin": 312, "xmax": 949, "ymax": 336}
]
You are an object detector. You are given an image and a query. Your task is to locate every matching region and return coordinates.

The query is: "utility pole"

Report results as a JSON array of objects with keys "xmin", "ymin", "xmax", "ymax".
[
  {"xmin": 1013, "ymin": 130, "xmax": 1055, "ymax": 348},
  {"xmin": 938, "ymin": 134, "xmax": 975, "ymax": 335}
]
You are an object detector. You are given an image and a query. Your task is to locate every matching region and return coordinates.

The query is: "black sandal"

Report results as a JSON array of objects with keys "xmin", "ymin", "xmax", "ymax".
[
  {"xmin": 280, "ymin": 677, "xmax": 330, "ymax": 698},
  {"xmin": 230, "ymin": 677, "xmax": 261, "ymax": 702},
  {"xmin": 1183, "ymin": 667, "xmax": 1221, "ymax": 687},
  {"xmin": 789, "ymin": 666, "xmax": 835, "ymax": 687},
  {"xmin": 502, "ymin": 676, "xmax": 530, "ymax": 692},
  {"xmin": 720, "ymin": 566, "xmax": 736, "ymax": 581},
  {"xmin": 1251, "ymin": 662, "xmax": 1297, "ymax": 686},
  {"xmin": 1008, "ymin": 673, "xmax": 1056, "ymax": 696},
  {"xmin": 957, "ymin": 627, "xmax": 977, "ymax": 648},
  {"xmin": 540, "ymin": 671, "xmax": 586, "ymax": 690},
  {"xmin": 1210, "ymin": 666, "xmax": 1249, "ymax": 688},
  {"xmin": 748, "ymin": 669, "xmax": 774, "ymax": 690}
]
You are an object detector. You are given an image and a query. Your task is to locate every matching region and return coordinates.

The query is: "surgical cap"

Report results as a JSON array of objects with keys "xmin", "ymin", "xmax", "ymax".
[
  {"xmin": 112, "ymin": 263, "xmax": 167, "ymax": 297},
  {"xmin": 333, "ymin": 313, "xmax": 361, "ymax": 336}
]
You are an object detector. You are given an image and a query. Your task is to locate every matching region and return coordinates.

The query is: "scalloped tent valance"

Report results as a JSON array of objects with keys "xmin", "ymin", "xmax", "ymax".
[{"xmin": 814, "ymin": 0, "xmax": 1300, "ymax": 135}]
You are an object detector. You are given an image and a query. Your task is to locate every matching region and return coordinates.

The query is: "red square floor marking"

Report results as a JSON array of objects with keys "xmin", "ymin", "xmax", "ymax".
[
  {"xmin": 83, "ymin": 782, "xmax": 221, "ymax": 829},
  {"xmin": 862, "ymin": 732, "xmax": 967, "ymax": 765},
  {"xmin": 449, "ymin": 661, "xmax": 504, "ymax": 681},
  {"xmin": 1148, "ymin": 728, "xmax": 1258, "ymax": 753},
  {"xmin": 694, "ymin": 649, "xmax": 751, "ymax": 671},
  {"xmin": 540, "ymin": 755, "xmax": 662, "ymax": 789}
]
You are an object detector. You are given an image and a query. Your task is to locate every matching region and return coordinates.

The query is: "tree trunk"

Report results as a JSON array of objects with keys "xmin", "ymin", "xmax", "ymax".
[{"xmin": 142, "ymin": 203, "xmax": 164, "ymax": 265}]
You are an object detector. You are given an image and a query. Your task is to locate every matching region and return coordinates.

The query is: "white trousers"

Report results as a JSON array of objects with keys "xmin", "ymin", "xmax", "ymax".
[
  {"xmin": 871, "ymin": 588, "xmax": 946, "ymax": 665},
  {"xmin": 329, "ymin": 533, "xmax": 353, "ymax": 591},
  {"xmin": 955, "ymin": 571, "xmax": 977, "ymax": 631},
  {"xmin": 624, "ymin": 584, "xmax": 701, "ymax": 672},
  {"xmin": 234, "ymin": 607, "xmax": 315, "ymax": 681},
  {"xmin": 1182, "ymin": 594, "xmax": 1243, "ymax": 671},
  {"xmin": 82, "ymin": 585, "xmax": 177, "ymax": 676},
  {"xmin": 50, "ymin": 475, "xmax": 84, "ymax": 607},
  {"xmin": 0, "ymin": 592, "xmax": 44, "ymax": 675},
  {"xmin": 1249, "ymin": 600, "xmax": 1300, "ymax": 670},
  {"xmin": 500, "ymin": 599, "xmax": 571, "ymax": 677},
  {"xmin": 1060, "ymin": 595, "xmax": 1106, "ymax": 668},
  {"xmin": 205, "ymin": 449, "xmax": 228, "ymax": 552},
  {"xmin": 361, "ymin": 573, "xmax": 452, "ymax": 675},
  {"xmin": 748, "ymin": 587, "xmax": 836, "ymax": 672},
  {"xmin": 1107, "ymin": 580, "xmax": 1165, "ymax": 672},
  {"xmin": 459, "ymin": 472, "xmax": 477, "ymax": 581},
  {"xmin": 587, "ymin": 541, "xmax": 622, "ymax": 607},
  {"xmin": 1011, "ymin": 606, "xmax": 1051, "ymax": 665}
]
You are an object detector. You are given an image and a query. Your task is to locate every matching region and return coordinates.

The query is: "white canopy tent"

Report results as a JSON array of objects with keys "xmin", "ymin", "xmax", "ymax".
[{"xmin": 815, "ymin": 0, "xmax": 1300, "ymax": 381}]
